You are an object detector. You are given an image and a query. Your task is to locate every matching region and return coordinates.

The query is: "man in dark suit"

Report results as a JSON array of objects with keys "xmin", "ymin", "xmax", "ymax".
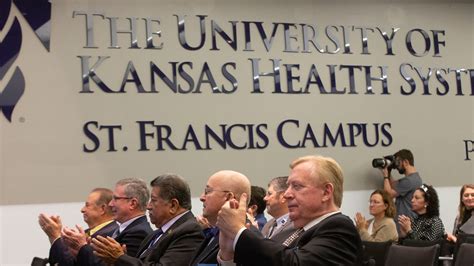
[
  {"xmin": 261, "ymin": 176, "xmax": 294, "ymax": 240},
  {"xmin": 91, "ymin": 174, "xmax": 204, "ymax": 266},
  {"xmin": 217, "ymin": 155, "xmax": 363, "ymax": 265},
  {"xmin": 61, "ymin": 178, "xmax": 153, "ymax": 265},
  {"xmin": 189, "ymin": 170, "xmax": 251, "ymax": 266},
  {"xmin": 38, "ymin": 187, "xmax": 118, "ymax": 266}
]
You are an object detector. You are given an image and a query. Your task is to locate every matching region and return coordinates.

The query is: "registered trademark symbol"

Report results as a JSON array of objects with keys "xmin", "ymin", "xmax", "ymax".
[{"xmin": 19, "ymin": 117, "xmax": 25, "ymax": 123}]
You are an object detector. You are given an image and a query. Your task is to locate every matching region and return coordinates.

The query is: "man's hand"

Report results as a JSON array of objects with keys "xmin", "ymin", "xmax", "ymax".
[
  {"xmin": 61, "ymin": 225, "xmax": 88, "ymax": 256},
  {"xmin": 217, "ymin": 193, "xmax": 248, "ymax": 237},
  {"xmin": 91, "ymin": 236, "xmax": 126, "ymax": 264},
  {"xmin": 218, "ymin": 229, "xmax": 235, "ymax": 261},
  {"xmin": 216, "ymin": 192, "xmax": 248, "ymax": 261},
  {"xmin": 38, "ymin": 213, "xmax": 62, "ymax": 244}
]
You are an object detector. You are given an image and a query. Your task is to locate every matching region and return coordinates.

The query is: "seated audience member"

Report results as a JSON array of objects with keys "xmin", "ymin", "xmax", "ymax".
[
  {"xmin": 217, "ymin": 155, "xmax": 363, "ymax": 265},
  {"xmin": 355, "ymin": 189, "xmax": 398, "ymax": 242},
  {"xmin": 38, "ymin": 188, "xmax": 117, "ymax": 265},
  {"xmin": 398, "ymin": 184, "xmax": 445, "ymax": 242},
  {"xmin": 247, "ymin": 185, "xmax": 267, "ymax": 231},
  {"xmin": 447, "ymin": 184, "xmax": 474, "ymax": 243},
  {"xmin": 261, "ymin": 176, "xmax": 294, "ymax": 240},
  {"xmin": 189, "ymin": 170, "xmax": 251, "ymax": 266},
  {"xmin": 91, "ymin": 174, "xmax": 204, "ymax": 266},
  {"xmin": 61, "ymin": 178, "xmax": 153, "ymax": 265}
]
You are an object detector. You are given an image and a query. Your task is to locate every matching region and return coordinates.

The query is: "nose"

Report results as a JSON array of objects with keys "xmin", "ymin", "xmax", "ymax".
[
  {"xmin": 146, "ymin": 201, "xmax": 152, "ymax": 210},
  {"xmin": 283, "ymin": 188, "xmax": 292, "ymax": 199},
  {"xmin": 199, "ymin": 193, "xmax": 206, "ymax": 202},
  {"xmin": 80, "ymin": 206, "xmax": 86, "ymax": 213}
]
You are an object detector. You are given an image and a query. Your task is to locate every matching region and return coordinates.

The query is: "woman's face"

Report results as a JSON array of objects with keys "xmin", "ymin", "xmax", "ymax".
[
  {"xmin": 369, "ymin": 193, "xmax": 387, "ymax": 217},
  {"xmin": 411, "ymin": 189, "xmax": 427, "ymax": 214},
  {"xmin": 462, "ymin": 187, "xmax": 474, "ymax": 210}
]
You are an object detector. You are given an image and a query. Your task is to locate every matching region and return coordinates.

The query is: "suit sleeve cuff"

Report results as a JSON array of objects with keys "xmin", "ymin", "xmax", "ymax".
[{"xmin": 233, "ymin": 227, "xmax": 247, "ymax": 251}]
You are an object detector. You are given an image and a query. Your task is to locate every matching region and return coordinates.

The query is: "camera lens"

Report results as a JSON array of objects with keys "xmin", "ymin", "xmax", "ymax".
[{"xmin": 372, "ymin": 158, "xmax": 386, "ymax": 168}]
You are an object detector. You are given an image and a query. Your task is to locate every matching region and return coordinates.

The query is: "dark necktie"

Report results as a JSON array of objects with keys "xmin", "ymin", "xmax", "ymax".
[
  {"xmin": 139, "ymin": 228, "xmax": 163, "ymax": 258},
  {"xmin": 111, "ymin": 228, "xmax": 120, "ymax": 238},
  {"xmin": 282, "ymin": 228, "xmax": 304, "ymax": 247},
  {"xmin": 203, "ymin": 227, "xmax": 219, "ymax": 240},
  {"xmin": 266, "ymin": 220, "xmax": 278, "ymax": 238}
]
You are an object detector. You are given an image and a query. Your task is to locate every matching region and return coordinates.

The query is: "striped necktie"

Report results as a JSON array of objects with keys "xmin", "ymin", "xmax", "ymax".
[{"xmin": 282, "ymin": 228, "xmax": 304, "ymax": 247}]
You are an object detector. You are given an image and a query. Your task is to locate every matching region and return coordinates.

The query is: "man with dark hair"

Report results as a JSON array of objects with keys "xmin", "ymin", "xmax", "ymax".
[
  {"xmin": 247, "ymin": 185, "xmax": 267, "ymax": 231},
  {"xmin": 382, "ymin": 149, "xmax": 423, "ymax": 224},
  {"xmin": 261, "ymin": 176, "xmax": 294, "ymax": 240},
  {"xmin": 61, "ymin": 178, "xmax": 153, "ymax": 265},
  {"xmin": 217, "ymin": 155, "xmax": 362, "ymax": 265},
  {"xmin": 91, "ymin": 174, "xmax": 204, "ymax": 266},
  {"xmin": 38, "ymin": 187, "xmax": 118, "ymax": 265}
]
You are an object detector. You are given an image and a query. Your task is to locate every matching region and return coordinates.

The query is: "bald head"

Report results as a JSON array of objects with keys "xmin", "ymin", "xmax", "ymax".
[
  {"xmin": 200, "ymin": 170, "xmax": 251, "ymax": 225},
  {"xmin": 211, "ymin": 170, "xmax": 251, "ymax": 199}
]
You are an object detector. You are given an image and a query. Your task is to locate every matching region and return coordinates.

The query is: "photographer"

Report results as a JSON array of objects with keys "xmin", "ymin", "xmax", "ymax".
[{"xmin": 380, "ymin": 149, "xmax": 422, "ymax": 227}]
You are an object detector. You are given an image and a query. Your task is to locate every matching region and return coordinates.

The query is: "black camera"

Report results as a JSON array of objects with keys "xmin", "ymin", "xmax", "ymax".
[{"xmin": 372, "ymin": 155, "xmax": 398, "ymax": 170}]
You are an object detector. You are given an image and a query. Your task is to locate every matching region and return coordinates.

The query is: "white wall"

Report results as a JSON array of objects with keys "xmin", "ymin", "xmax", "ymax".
[{"xmin": 0, "ymin": 187, "xmax": 459, "ymax": 266}]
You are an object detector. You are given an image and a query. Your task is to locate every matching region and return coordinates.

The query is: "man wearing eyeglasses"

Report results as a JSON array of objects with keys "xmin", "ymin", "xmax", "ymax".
[
  {"xmin": 189, "ymin": 170, "xmax": 251, "ymax": 266},
  {"xmin": 261, "ymin": 176, "xmax": 294, "ymax": 240},
  {"xmin": 62, "ymin": 178, "xmax": 153, "ymax": 265},
  {"xmin": 217, "ymin": 155, "xmax": 362, "ymax": 265},
  {"xmin": 91, "ymin": 174, "xmax": 204, "ymax": 266}
]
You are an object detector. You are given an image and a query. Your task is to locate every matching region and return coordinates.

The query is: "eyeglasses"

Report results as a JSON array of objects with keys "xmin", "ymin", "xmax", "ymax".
[
  {"xmin": 204, "ymin": 187, "xmax": 230, "ymax": 195},
  {"xmin": 266, "ymin": 190, "xmax": 285, "ymax": 197},
  {"xmin": 368, "ymin": 201, "xmax": 383, "ymax": 206},
  {"xmin": 112, "ymin": 195, "xmax": 132, "ymax": 201}
]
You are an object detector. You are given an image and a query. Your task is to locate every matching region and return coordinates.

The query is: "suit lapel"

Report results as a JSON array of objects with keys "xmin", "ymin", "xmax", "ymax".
[
  {"xmin": 140, "ymin": 212, "xmax": 194, "ymax": 260},
  {"xmin": 116, "ymin": 215, "xmax": 146, "ymax": 240},
  {"xmin": 194, "ymin": 235, "xmax": 219, "ymax": 263}
]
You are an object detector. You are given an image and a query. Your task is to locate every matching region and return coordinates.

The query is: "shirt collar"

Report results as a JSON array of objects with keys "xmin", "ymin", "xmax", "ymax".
[
  {"xmin": 275, "ymin": 213, "xmax": 290, "ymax": 227},
  {"xmin": 303, "ymin": 210, "xmax": 341, "ymax": 231},
  {"xmin": 117, "ymin": 215, "xmax": 144, "ymax": 233},
  {"xmin": 161, "ymin": 210, "xmax": 189, "ymax": 233}
]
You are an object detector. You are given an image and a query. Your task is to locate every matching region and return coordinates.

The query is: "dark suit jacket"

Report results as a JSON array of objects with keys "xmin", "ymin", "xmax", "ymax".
[
  {"xmin": 189, "ymin": 222, "xmax": 260, "ymax": 266},
  {"xmin": 189, "ymin": 234, "xmax": 219, "ymax": 266},
  {"xmin": 48, "ymin": 220, "xmax": 118, "ymax": 266},
  {"xmin": 76, "ymin": 215, "xmax": 152, "ymax": 266},
  {"xmin": 116, "ymin": 211, "xmax": 204, "ymax": 266},
  {"xmin": 234, "ymin": 213, "xmax": 363, "ymax": 266}
]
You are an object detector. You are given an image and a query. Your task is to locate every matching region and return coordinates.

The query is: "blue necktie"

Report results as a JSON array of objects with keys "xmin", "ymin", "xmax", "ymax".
[
  {"xmin": 203, "ymin": 227, "xmax": 219, "ymax": 240},
  {"xmin": 140, "ymin": 228, "xmax": 163, "ymax": 258}
]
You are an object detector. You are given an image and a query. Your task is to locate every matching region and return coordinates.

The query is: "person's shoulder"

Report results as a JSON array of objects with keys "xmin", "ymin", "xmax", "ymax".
[
  {"xmin": 126, "ymin": 216, "xmax": 153, "ymax": 234},
  {"xmin": 318, "ymin": 213, "xmax": 354, "ymax": 228}
]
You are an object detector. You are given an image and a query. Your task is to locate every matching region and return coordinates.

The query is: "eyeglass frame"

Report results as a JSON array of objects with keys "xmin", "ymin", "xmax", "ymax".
[
  {"xmin": 203, "ymin": 187, "xmax": 231, "ymax": 195},
  {"xmin": 112, "ymin": 195, "xmax": 133, "ymax": 201}
]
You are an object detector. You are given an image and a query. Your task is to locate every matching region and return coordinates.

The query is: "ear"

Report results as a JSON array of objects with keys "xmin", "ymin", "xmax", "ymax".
[
  {"xmin": 129, "ymin": 198, "xmax": 139, "ymax": 210},
  {"xmin": 247, "ymin": 204, "xmax": 257, "ymax": 216},
  {"xmin": 99, "ymin": 203, "xmax": 107, "ymax": 215},
  {"xmin": 169, "ymin": 198, "xmax": 180, "ymax": 214},
  {"xmin": 322, "ymin": 183, "xmax": 334, "ymax": 202},
  {"xmin": 225, "ymin": 192, "xmax": 234, "ymax": 201},
  {"xmin": 279, "ymin": 194, "xmax": 287, "ymax": 204}
]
